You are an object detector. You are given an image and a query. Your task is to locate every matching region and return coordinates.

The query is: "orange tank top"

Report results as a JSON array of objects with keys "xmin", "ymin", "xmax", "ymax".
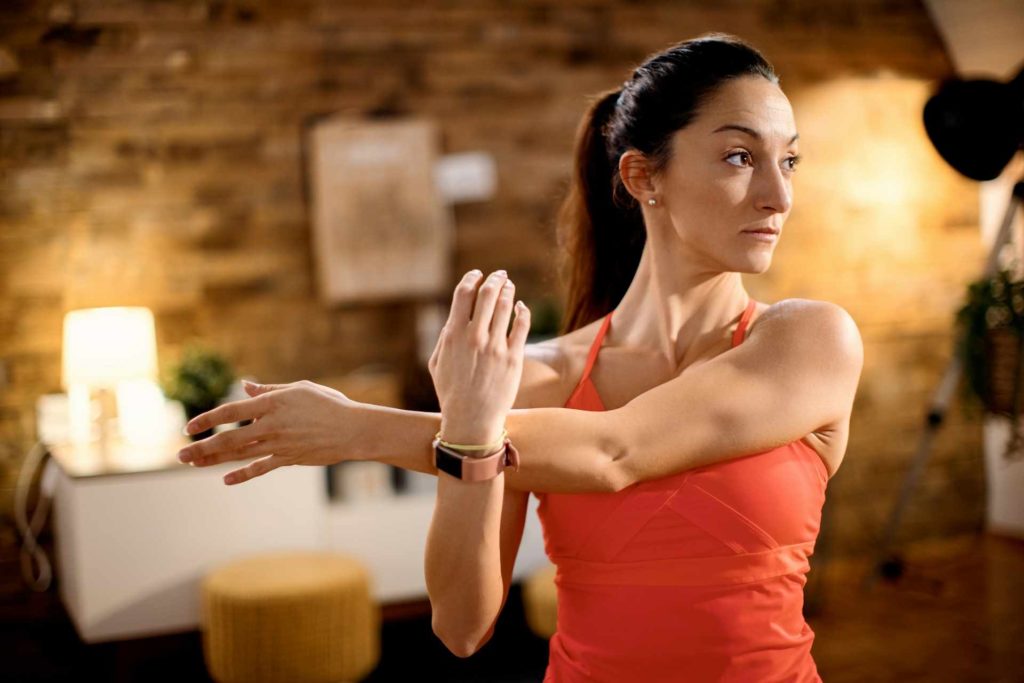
[{"xmin": 534, "ymin": 298, "xmax": 828, "ymax": 682}]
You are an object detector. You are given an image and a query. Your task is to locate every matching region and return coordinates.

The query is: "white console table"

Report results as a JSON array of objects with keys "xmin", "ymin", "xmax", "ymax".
[{"xmin": 49, "ymin": 437, "xmax": 549, "ymax": 644}]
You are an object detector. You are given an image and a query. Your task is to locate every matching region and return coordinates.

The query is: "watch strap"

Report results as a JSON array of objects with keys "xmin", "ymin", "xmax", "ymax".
[{"xmin": 432, "ymin": 437, "xmax": 521, "ymax": 482}]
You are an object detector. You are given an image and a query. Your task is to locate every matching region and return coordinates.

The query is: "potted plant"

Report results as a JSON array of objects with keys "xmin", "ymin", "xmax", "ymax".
[{"xmin": 160, "ymin": 342, "xmax": 236, "ymax": 441}]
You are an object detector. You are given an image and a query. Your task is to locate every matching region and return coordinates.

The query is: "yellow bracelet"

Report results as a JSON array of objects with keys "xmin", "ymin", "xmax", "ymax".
[{"xmin": 434, "ymin": 427, "xmax": 508, "ymax": 452}]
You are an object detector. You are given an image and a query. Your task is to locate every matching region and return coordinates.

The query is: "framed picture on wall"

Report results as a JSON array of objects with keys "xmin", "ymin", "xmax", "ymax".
[{"xmin": 306, "ymin": 116, "xmax": 454, "ymax": 304}]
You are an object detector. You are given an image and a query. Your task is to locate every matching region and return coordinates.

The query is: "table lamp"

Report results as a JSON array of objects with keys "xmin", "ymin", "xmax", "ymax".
[{"xmin": 61, "ymin": 306, "xmax": 166, "ymax": 447}]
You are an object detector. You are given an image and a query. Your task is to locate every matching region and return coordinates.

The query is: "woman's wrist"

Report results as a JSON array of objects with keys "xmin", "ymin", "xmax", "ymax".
[{"xmin": 437, "ymin": 417, "xmax": 506, "ymax": 455}]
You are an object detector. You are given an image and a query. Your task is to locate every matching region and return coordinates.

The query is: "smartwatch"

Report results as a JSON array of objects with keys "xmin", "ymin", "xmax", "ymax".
[{"xmin": 432, "ymin": 437, "xmax": 521, "ymax": 482}]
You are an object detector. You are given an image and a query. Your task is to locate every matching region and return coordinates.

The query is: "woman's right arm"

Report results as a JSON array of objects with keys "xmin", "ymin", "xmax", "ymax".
[
  {"xmin": 423, "ymin": 351, "xmax": 550, "ymax": 657},
  {"xmin": 425, "ymin": 453, "xmax": 532, "ymax": 659}
]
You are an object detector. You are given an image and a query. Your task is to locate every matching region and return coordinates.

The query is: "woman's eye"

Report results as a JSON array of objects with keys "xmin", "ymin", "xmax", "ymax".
[
  {"xmin": 725, "ymin": 151, "xmax": 751, "ymax": 167},
  {"xmin": 725, "ymin": 151, "xmax": 801, "ymax": 171}
]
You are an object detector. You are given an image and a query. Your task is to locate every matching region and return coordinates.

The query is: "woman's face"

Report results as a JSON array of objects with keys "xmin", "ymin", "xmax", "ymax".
[{"xmin": 655, "ymin": 75, "xmax": 800, "ymax": 272}]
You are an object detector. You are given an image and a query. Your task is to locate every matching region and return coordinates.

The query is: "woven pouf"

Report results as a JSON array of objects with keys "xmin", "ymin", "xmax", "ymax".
[
  {"xmin": 522, "ymin": 563, "xmax": 558, "ymax": 639},
  {"xmin": 201, "ymin": 551, "xmax": 380, "ymax": 683}
]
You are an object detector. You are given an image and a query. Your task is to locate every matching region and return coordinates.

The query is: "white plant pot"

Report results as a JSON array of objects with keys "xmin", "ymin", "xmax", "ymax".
[{"xmin": 982, "ymin": 413, "xmax": 1024, "ymax": 538}]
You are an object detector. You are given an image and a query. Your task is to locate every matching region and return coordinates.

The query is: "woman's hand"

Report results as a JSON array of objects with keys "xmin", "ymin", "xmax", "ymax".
[
  {"xmin": 429, "ymin": 269, "xmax": 531, "ymax": 445},
  {"xmin": 175, "ymin": 380, "xmax": 359, "ymax": 486}
]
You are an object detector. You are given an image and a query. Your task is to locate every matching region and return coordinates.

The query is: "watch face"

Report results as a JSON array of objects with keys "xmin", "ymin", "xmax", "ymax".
[{"xmin": 435, "ymin": 445, "xmax": 464, "ymax": 479}]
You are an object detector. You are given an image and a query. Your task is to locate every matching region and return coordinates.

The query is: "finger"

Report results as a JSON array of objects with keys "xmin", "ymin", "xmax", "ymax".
[
  {"xmin": 242, "ymin": 380, "xmax": 290, "ymax": 396},
  {"xmin": 446, "ymin": 270, "xmax": 484, "ymax": 329},
  {"xmin": 178, "ymin": 422, "xmax": 267, "ymax": 463},
  {"xmin": 191, "ymin": 438, "xmax": 271, "ymax": 467},
  {"xmin": 489, "ymin": 278, "xmax": 515, "ymax": 342},
  {"xmin": 469, "ymin": 270, "xmax": 508, "ymax": 337},
  {"xmin": 223, "ymin": 454, "xmax": 287, "ymax": 486},
  {"xmin": 184, "ymin": 394, "xmax": 271, "ymax": 435},
  {"xmin": 509, "ymin": 300, "xmax": 531, "ymax": 350}
]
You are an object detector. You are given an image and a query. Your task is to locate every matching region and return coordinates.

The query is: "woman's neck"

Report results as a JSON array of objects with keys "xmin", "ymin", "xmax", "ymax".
[{"xmin": 607, "ymin": 237, "xmax": 750, "ymax": 376}]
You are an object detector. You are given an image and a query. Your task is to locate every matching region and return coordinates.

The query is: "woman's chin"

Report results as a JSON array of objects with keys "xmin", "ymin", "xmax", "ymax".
[{"xmin": 736, "ymin": 253, "xmax": 773, "ymax": 274}]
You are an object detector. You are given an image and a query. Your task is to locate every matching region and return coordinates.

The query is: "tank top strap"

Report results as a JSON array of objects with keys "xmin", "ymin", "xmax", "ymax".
[
  {"xmin": 731, "ymin": 298, "xmax": 759, "ymax": 349},
  {"xmin": 580, "ymin": 310, "xmax": 613, "ymax": 383}
]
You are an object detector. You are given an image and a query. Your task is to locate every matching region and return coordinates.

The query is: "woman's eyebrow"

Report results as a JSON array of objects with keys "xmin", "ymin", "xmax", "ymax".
[{"xmin": 712, "ymin": 123, "xmax": 799, "ymax": 145}]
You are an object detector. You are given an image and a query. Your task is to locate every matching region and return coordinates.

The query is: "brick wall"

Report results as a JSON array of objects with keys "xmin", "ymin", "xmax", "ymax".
[{"xmin": 0, "ymin": 0, "xmax": 984, "ymax": 576}]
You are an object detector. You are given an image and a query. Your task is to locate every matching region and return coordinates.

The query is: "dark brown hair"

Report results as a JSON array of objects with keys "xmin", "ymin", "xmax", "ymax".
[{"xmin": 555, "ymin": 33, "xmax": 778, "ymax": 334}]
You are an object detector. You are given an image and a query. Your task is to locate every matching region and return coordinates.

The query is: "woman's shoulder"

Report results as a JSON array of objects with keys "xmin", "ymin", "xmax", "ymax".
[
  {"xmin": 752, "ymin": 298, "xmax": 860, "ymax": 345},
  {"xmin": 752, "ymin": 298, "xmax": 863, "ymax": 420}
]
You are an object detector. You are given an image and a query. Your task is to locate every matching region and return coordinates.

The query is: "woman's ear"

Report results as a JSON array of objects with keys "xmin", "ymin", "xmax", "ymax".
[{"xmin": 618, "ymin": 149, "xmax": 657, "ymax": 203}]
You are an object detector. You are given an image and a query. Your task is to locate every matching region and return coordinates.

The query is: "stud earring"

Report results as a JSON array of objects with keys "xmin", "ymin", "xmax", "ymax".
[{"xmin": 647, "ymin": 197, "xmax": 657, "ymax": 206}]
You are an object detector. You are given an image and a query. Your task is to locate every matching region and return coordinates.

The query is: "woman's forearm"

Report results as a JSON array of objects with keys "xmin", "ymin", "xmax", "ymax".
[
  {"xmin": 412, "ymin": 417, "xmax": 510, "ymax": 656},
  {"xmin": 348, "ymin": 403, "xmax": 441, "ymax": 475},
  {"xmin": 349, "ymin": 402, "xmax": 623, "ymax": 493},
  {"xmin": 424, "ymin": 463, "xmax": 506, "ymax": 656}
]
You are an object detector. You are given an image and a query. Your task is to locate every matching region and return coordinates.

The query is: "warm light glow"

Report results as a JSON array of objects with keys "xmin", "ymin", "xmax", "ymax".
[
  {"xmin": 62, "ymin": 307, "xmax": 158, "ymax": 389},
  {"xmin": 839, "ymin": 138, "xmax": 920, "ymax": 208},
  {"xmin": 61, "ymin": 306, "xmax": 165, "ymax": 447},
  {"xmin": 786, "ymin": 76, "xmax": 979, "ymax": 275}
]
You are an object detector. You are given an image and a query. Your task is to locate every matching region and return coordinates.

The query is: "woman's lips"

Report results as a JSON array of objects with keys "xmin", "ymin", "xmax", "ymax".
[{"xmin": 742, "ymin": 230, "xmax": 778, "ymax": 242}]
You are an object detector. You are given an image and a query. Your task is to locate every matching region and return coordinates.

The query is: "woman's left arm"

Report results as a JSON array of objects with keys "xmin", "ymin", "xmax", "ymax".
[
  {"xmin": 596, "ymin": 299, "xmax": 863, "ymax": 487},
  {"xmin": 362, "ymin": 298, "xmax": 862, "ymax": 491}
]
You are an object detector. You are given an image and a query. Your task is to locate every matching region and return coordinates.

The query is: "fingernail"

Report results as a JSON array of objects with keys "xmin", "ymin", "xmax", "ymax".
[
  {"xmin": 496, "ymin": 270, "xmax": 507, "ymax": 276},
  {"xmin": 182, "ymin": 425, "xmax": 191, "ymax": 436}
]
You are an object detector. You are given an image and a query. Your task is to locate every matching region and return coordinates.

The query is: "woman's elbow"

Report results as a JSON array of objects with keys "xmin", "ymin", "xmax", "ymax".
[
  {"xmin": 601, "ymin": 416, "xmax": 633, "ymax": 492},
  {"xmin": 431, "ymin": 612, "xmax": 492, "ymax": 658}
]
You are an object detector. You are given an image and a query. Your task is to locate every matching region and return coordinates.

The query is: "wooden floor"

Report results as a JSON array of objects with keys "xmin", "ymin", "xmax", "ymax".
[
  {"xmin": 2, "ymin": 532, "xmax": 1021, "ymax": 682},
  {"xmin": 807, "ymin": 533, "xmax": 1024, "ymax": 683}
]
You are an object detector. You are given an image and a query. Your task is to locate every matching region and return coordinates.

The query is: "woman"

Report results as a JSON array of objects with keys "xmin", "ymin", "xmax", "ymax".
[{"xmin": 178, "ymin": 33, "xmax": 863, "ymax": 682}]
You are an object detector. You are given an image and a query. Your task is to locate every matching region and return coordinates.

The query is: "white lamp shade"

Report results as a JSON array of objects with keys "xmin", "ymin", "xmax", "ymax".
[{"xmin": 62, "ymin": 307, "xmax": 159, "ymax": 389}]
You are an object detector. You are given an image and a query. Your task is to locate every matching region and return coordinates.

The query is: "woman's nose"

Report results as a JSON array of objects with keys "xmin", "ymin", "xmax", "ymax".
[{"xmin": 756, "ymin": 166, "xmax": 792, "ymax": 214}]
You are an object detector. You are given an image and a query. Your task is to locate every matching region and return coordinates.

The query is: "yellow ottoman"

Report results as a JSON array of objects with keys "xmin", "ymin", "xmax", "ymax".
[
  {"xmin": 201, "ymin": 551, "xmax": 380, "ymax": 683},
  {"xmin": 522, "ymin": 563, "xmax": 558, "ymax": 639}
]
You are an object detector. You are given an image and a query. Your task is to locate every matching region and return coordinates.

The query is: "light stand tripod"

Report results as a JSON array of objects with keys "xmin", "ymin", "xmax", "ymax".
[{"xmin": 865, "ymin": 176, "xmax": 1024, "ymax": 588}]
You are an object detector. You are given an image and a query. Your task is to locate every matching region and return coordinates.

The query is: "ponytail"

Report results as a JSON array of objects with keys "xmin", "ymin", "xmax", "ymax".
[{"xmin": 555, "ymin": 87, "xmax": 647, "ymax": 335}]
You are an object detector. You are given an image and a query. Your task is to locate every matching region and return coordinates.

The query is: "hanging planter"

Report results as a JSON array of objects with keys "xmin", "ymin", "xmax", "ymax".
[
  {"xmin": 985, "ymin": 327, "xmax": 1024, "ymax": 415},
  {"xmin": 955, "ymin": 268, "xmax": 1024, "ymax": 459}
]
